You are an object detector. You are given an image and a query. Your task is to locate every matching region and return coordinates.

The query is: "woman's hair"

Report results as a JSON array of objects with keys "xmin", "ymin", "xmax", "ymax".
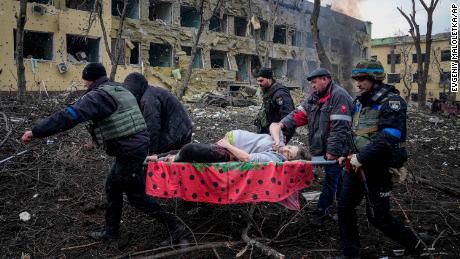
[{"xmin": 293, "ymin": 146, "xmax": 311, "ymax": 160}]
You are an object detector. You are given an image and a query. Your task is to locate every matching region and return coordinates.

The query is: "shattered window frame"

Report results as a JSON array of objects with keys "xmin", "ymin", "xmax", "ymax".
[
  {"xmin": 271, "ymin": 59, "xmax": 286, "ymax": 78},
  {"xmin": 273, "ymin": 25, "xmax": 286, "ymax": 44},
  {"xmin": 66, "ymin": 0, "xmax": 96, "ymax": 12},
  {"xmin": 250, "ymin": 55, "xmax": 261, "ymax": 77},
  {"xmin": 129, "ymin": 41, "xmax": 140, "ymax": 65},
  {"xmin": 440, "ymin": 50, "xmax": 450, "ymax": 61},
  {"xmin": 235, "ymin": 54, "xmax": 250, "ymax": 82},
  {"xmin": 291, "ymin": 30, "xmax": 303, "ymax": 47},
  {"xmin": 149, "ymin": 1, "xmax": 173, "ymax": 24},
  {"xmin": 112, "ymin": 0, "xmax": 140, "ymax": 20},
  {"xmin": 209, "ymin": 15, "xmax": 225, "ymax": 33},
  {"xmin": 180, "ymin": 5, "xmax": 201, "ymax": 28},
  {"xmin": 182, "ymin": 46, "xmax": 203, "ymax": 69},
  {"xmin": 13, "ymin": 29, "xmax": 54, "ymax": 61},
  {"xmin": 259, "ymin": 21, "xmax": 268, "ymax": 41},
  {"xmin": 66, "ymin": 34, "xmax": 101, "ymax": 63},
  {"xmin": 387, "ymin": 53, "xmax": 401, "ymax": 64},
  {"xmin": 149, "ymin": 43, "xmax": 172, "ymax": 67},
  {"xmin": 210, "ymin": 50, "xmax": 228, "ymax": 69},
  {"xmin": 387, "ymin": 73, "xmax": 401, "ymax": 84},
  {"xmin": 234, "ymin": 16, "xmax": 248, "ymax": 37}
]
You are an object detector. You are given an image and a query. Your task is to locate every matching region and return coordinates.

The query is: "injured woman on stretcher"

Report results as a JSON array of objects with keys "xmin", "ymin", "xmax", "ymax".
[{"xmin": 147, "ymin": 126, "xmax": 310, "ymax": 163}]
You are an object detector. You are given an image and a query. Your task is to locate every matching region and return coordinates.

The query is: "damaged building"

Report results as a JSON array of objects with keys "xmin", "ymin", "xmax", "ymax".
[{"xmin": 0, "ymin": 0, "xmax": 371, "ymax": 98}]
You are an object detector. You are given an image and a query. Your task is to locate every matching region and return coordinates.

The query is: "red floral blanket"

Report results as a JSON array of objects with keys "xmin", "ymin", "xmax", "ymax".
[{"xmin": 145, "ymin": 161, "xmax": 313, "ymax": 210}]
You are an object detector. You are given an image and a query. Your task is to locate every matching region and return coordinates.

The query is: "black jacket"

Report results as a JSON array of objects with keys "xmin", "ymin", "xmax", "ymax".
[
  {"xmin": 355, "ymin": 84, "xmax": 407, "ymax": 166},
  {"xmin": 281, "ymin": 82, "xmax": 353, "ymax": 156},
  {"xmin": 256, "ymin": 82, "xmax": 295, "ymax": 142},
  {"xmin": 32, "ymin": 77, "xmax": 149, "ymax": 157}
]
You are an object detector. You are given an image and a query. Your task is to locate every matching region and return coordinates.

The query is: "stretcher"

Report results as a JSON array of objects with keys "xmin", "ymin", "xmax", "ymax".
[{"xmin": 145, "ymin": 157, "xmax": 336, "ymax": 211}]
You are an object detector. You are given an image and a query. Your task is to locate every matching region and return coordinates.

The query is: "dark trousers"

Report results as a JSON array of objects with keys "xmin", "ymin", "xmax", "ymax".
[
  {"xmin": 337, "ymin": 170, "xmax": 420, "ymax": 257},
  {"xmin": 174, "ymin": 143, "xmax": 232, "ymax": 163},
  {"xmin": 105, "ymin": 153, "xmax": 177, "ymax": 234}
]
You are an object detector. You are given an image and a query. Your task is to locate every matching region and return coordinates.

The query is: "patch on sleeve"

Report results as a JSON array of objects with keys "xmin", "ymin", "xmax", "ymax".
[
  {"xmin": 276, "ymin": 96, "xmax": 284, "ymax": 106},
  {"xmin": 389, "ymin": 100, "xmax": 401, "ymax": 111},
  {"xmin": 341, "ymin": 104, "xmax": 347, "ymax": 113}
]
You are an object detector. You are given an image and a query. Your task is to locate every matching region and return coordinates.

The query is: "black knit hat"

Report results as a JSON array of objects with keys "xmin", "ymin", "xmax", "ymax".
[
  {"xmin": 124, "ymin": 72, "xmax": 149, "ymax": 103},
  {"xmin": 82, "ymin": 63, "xmax": 107, "ymax": 81},
  {"xmin": 256, "ymin": 67, "xmax": 273, "ymax": 79}
]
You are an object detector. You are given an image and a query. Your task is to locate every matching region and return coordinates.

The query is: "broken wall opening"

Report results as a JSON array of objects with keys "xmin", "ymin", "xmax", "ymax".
[
  {"xmin": 149, "ymin": 43, "xmax": 172, "ymax": 67},
  {"xmin": 14, "ymin": 30, "xmax": 53, "ymax": 60},
  {"xmin": 129, "ymin": 41, "xmax": 140, "ymax": 65},
  {"xmin": 210, "ymin": 50, "xmax": 228, "ymax": 69},
  {"xmin": 235, "ymin": 54, "xmax": 250, "ymax": 81},
  {"xmin": 287, "ymin": 60, "xmax": 303, "ymax": 82},
  {"xmin": 182, "ymin": 46, "xmax": 203, "ymax": 69},
  {"xmin": 112, "ymin": 0, "xmax": 139, "ymax": 19},
  {"xmin": 149, "ymin": 1, "xmax": 172, "ymax": 23},
  {"xmin": 259, "ymin": 21, "xmax": 267, "ymax": 41},
  {"xmin": 271, "ymin": 59, "xmax": 286, "ymax": 78},
  {"xmin": 234, "ymin": 16, "xmax": 247, "ymax": 37},
  {"xmin": 251, "ymin": 56, "xmax": 261, "ymax": 77},
  {"xmin": 67, "ymin": 35, "xmax": 100, "ymax": 62},
  {"xmin": 66, "ymin": 0, "xmax": 95, "ymax": 11},
  {"xmin": 180, "ymin": 5, "xmax": 200, "ymax": 28},
  {"xmin": 273, "ymin": 26, "xmax": 286, "ymax": 44},
  {"xmin": 209, "ymin": 15, "xmax": 225, "ymax": 32}
]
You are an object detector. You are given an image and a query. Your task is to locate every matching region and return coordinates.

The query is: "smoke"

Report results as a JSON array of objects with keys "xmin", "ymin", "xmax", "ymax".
[{"xmin": 328, "ymin": 0, "xmax": 362, "ymax": 19}]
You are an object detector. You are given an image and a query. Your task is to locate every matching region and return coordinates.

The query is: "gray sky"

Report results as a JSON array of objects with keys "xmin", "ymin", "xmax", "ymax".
[{"xmin": 322, "ymin": 0, "xmax": 452, "ymax": 38}]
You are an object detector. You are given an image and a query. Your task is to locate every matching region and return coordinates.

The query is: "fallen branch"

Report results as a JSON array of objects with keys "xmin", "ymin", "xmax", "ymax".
[
  {"xmin": 0, "ymin": 112, "xmax": 12, "ymax": 147},
  {"xmin": 60, "ymin": 241, "xmax": 101, "ymax": 251},
  {"xmin": 413, "ymin": 175, "xmax": 460, "ymax": 198},
  {"xmin": 134, "ymin": 241, "xmax": 241, "ymax": 259},
  {"xmin": 241, "ymin": 223, "xmax": 285, "ymax": 259}
]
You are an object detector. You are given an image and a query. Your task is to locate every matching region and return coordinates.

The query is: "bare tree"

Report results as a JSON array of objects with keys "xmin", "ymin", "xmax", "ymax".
[
  {"xmin": 86, "ymin": 0, "xmax": 131, "ymax": 81},
  {"xmin": 398, "ymin": 0, "xmax": 440, "ymax": 108},
  {"xmin": 15, "ymin": 0, "xmax": 27, "ymax": 102},
  {"xmin": 310, "ymin": 0, "xmax": 339, "ymax": 82},
  {"xmin": 394, "ymin": 37, "xmax": 414, "ymax": 102},
  {"xmin": 178, "ymin": 0, "xmax": 222, "ymax": 100}
]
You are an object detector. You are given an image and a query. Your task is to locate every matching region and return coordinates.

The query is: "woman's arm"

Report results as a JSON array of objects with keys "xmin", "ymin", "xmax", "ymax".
[{"xmin": 216, "ymin": 138, "xmax": 250, "ymax": 162}]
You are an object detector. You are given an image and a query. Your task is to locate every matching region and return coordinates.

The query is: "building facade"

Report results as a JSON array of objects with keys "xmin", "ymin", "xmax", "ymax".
[
  {"xmin": 0, "ymin": 0, "xmax": 371, "ymax": 98},
  {"xmin": 371, "ymin": 33, "xmax": 457, "ymax": 103}
]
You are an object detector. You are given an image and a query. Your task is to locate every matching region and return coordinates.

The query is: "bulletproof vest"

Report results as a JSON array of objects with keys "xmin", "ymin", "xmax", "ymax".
[
  {"xmin": 91, "ymin": 84, "xmax": 146, "ymax": 145},
  {"xmin": 352, "ymin": 87, "xmax": 397, "ymax": 149}
]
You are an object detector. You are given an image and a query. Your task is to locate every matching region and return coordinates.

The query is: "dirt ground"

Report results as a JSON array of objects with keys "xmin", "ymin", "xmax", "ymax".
[{"xmin": 0, "ymin": 94, "xmax": 459, "ymax": 258}]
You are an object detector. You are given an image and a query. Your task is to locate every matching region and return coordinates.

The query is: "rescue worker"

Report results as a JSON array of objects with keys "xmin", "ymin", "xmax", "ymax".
[
  {"xmin": 123, "ymin": 72, "xmax": 193, "ymax": 154},
  {"xmin": 271, "ymin": 68, "xmax": 353, "ymax": 217},
  {"xmin": 21, "ymin": 63, "xmax": 184, "ymax": 243},
  {"xmin": 337, "ymin": 59, "xmax": 422, "ymax": 257},
  {"xmin": 254, "ymin": 67, "xmax": 296, "ymax": 143}
]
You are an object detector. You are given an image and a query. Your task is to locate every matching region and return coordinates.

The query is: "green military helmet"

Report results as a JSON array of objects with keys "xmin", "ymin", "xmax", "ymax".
[{"xmin": 351, "ymin": 59, "xmax": 386, "ymax": 81}]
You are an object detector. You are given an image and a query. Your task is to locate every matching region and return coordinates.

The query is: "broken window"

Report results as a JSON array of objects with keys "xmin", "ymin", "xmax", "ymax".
[
  {"xmin": 182, "ymin": 46, "xmax": 203, "ymax": 69},
  {"xmin": 235, "ymin": 54, "xmax": 250, "ymax": 81},
  {"xmin": 234, "ymin": 16, "xmax": 247, "ymax": 37},
  {"xmin": 67, "ymin": 35, "xmax": 100, "ymax": 62},
  {"xmin": 291, "ymin": 31, "xmax": 302, "ymax": 47},
  {"xmin": 66, "ymin": 0, "xmax": 95, "ymax": 11},
  {"xmin": 149, "ymin": 1, "xmax": 172, "ymax": 23},
  {"xmin": 441, "ymin": 50, "xmax": 450, "ymax": 61},
  {"xmin": 209, "ymin": 15, "xmax": 225, "ymax": 32},
  {"xmin": 181, "ymin": 5, "xmax": 200, "ymax": 28},
  {"xmin": 129, "ymin": 41, "xmax": 140, "ymax": 65},
  {"xmin": 306, "ymin": 32, "xmax": 314, "ymax": 48},
  {"xmin": 410, "ymin": 93, "xmax": 418, "ymax": 102},
  {"xmin": 412, "ymin": 53, "xmax": 427, "ymax": 63},
  {"xmin": 412, "ymin": 72, "xmax": 419, "ymax": 83},
  {"xmin": 287, "ymin": 60, "xmax": 303, "ymax": 82},
  {"xmin": 251, "ymin": 56, "xmax": 261, "ymax": 77},
  {"xmin": 14, "ymin": 30, "xmax": 53, "ymax": 60},
  {"xmin": 26, "ymin": 0, "xmax": 49, "ymax": 4},
  {"xmin": 440, "ymin": 71, "xmax": 451, "ymax": 84},
  {"xmin": 111, "ymin": 38, "xmax": 125, "ymax": 65},
  {"xmin": 271, "ymin": 59, "xmax": 286, "ymax": 78},
  {"xmin": 112, "ymin": 0, "xmax": 139, "ymax": 19},
  {"xmin": 387, "ymin": 53, "xmax": 401, "ymax": 64},
  {"xmin": 387, "ymin": 73, "xmax": 401, "ymax": 84},
  {"xmin": 259, "ymin": 21, "xmax": 267, "ymax": 41},
  {"xmin": 149, "ymin": 43, "xmax": 172, "ymax": 67},
  {"xmin": 210, "ymin": 50, "xmax": 228, "ymax": 69},
  {"xmin": 273, "ymin": 26, "xmax": 286, "ymax": 44}
]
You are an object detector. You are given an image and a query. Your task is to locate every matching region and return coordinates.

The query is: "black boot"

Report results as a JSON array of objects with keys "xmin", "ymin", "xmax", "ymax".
[{"xmin": 88, "ymin": 229, "xmax": 119, "ymax": 240}]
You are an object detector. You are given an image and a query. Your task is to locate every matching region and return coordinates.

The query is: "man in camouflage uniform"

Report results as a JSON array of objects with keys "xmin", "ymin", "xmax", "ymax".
[
  {"xmin": 254, "ymin": 67, "xmax": 296, "ymax": 143},
  {"xmin": 337, "ymin": 60, "xmax": 422, "ymax": 257}
]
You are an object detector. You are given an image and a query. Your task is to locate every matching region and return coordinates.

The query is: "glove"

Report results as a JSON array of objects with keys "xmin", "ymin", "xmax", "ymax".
[{"xmin": 350, "ymin": 154, "xmax": 362, "ymax": 168}]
